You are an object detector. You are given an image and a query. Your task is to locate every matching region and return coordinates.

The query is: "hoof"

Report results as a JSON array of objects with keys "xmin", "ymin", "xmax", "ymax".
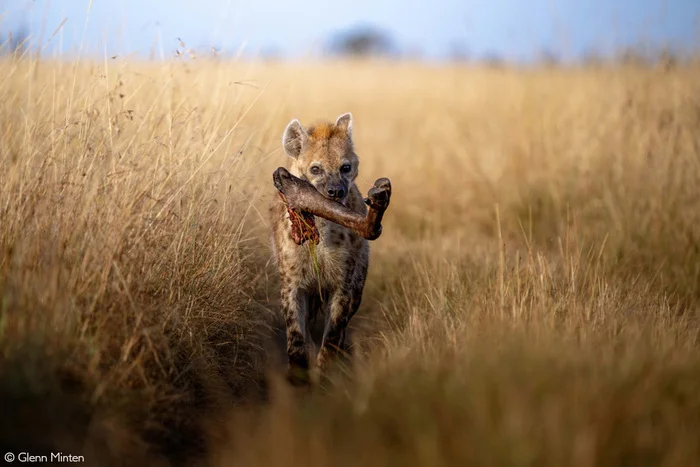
[{"xmin": 365, "ymin": 178, "xmax": 392, "ymax": 209}]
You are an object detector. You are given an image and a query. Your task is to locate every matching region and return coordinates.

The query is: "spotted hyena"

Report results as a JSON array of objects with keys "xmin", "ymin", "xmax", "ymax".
[{"xmin": 270, "ymin": 112, "xmax": 374, "ymax": 385}]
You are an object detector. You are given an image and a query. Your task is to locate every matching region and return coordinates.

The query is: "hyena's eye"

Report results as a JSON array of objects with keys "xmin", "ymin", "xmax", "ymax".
[
  {"xmin": 310, "ymin": 166, "xmax": 322, "ymax": 175},
  {"xmin": 340, "ymin": 164, "xmax": 352, "ymax": 174}
]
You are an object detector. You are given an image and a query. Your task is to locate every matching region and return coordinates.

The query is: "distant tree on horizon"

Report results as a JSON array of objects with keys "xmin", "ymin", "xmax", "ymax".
[{"xmin": 327, "ymin": 25, "xmax": 398, "ymax": 58}]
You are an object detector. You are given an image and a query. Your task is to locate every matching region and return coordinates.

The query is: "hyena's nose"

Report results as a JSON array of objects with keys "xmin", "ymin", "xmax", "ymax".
[{"xmin": 326, "ymin": 187, "xmax": 345, "ymax": 200}]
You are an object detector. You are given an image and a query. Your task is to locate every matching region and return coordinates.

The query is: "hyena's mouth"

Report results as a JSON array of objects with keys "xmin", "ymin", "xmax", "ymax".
[
  {"xmin": 325, "ymin": 194, "xmax": 348, "ymax": 205},
  {"xmin": 318, "ymin": 188, "xmax": 347, "ymax": 204}
]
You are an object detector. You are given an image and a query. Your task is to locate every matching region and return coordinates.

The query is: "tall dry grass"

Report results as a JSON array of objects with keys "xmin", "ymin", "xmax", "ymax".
[{"xmin": 1, "ymin": 54, "xmax": 700, "ymax": 466}]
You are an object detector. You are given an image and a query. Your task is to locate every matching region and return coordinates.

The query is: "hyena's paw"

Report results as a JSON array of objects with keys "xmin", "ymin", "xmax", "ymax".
[
  {"xmin": 316, "ymin": 342, "xmax": 351, "ymax": 373},
  {"xmin": 364, "ymin": 178, "xmax": 392, "ymax": 210},
  {"xmin": 316, "ymin": 347, "xmax": 333, "ymax": 373}
]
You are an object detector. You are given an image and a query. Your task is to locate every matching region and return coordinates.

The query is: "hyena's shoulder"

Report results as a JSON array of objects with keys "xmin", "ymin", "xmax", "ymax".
[
  {"xmin": 269, "ymin": 195, "xmax": 287, "ymax": 231},
  {"xmin": 269, "ymin": 195, "xmax": 292, "ymax": 252}
]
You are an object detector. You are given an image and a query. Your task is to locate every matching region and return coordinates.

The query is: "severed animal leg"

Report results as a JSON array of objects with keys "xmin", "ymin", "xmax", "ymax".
[{"xmin": 273, "ymin": 167, "xmax": 391, "ymax": 241}]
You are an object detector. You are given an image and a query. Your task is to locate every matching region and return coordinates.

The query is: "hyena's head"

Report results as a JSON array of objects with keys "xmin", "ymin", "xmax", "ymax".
[{"xmin": 282, "ymin": 112, "xmax": 358, "ymax": 203}]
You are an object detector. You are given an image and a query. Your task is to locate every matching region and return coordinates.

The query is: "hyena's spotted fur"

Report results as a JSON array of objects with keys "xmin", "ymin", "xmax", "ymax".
[{"xmin": 270, "ymin": 113, "xmax": 368, "ymax": 384}]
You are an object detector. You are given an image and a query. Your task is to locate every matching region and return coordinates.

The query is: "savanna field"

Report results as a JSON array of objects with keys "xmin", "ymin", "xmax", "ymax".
[{"xmin": 1, "ymin": 54, "xmax": 700, "ymax": 466}]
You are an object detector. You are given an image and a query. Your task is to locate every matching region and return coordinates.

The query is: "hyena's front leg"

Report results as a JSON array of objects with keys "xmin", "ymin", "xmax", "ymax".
[
  {"xmin": 317, "ymin": 289, "xmax": 352, "ymax": 372},
  {"xmin": 280, "ymin": 277, "xmax": 311, "ymax": 386},
  {"xmin": 339, "ymin": 284, "xmax": 365, "ymax": 355}
]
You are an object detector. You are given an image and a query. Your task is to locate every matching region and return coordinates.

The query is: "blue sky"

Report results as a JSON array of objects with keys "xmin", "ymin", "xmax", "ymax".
[{"xmin": 1, "ymin": 0, "xmax": 698, "ymax": 61}]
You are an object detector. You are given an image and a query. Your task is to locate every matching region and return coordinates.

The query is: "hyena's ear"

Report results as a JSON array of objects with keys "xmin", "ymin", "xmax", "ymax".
[
  {"xmin": 282, "ymin": 119, "xmax": 308, "ymax": 159},
  {"xmin": 335, "ymin": 112, "xmax": 353, "ymax": 138}
]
